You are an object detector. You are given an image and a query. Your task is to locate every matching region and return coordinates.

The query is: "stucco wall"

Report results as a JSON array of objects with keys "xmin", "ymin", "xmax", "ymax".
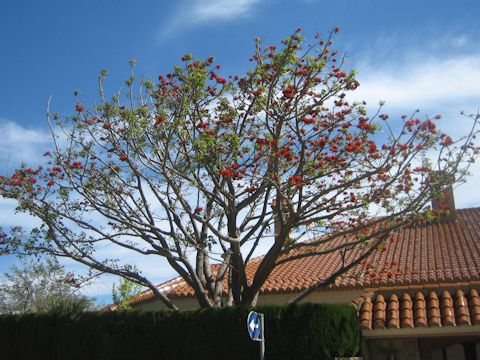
[{"xmin": 132, "ymin": 288, "xmax": 367, "ymax": 311}]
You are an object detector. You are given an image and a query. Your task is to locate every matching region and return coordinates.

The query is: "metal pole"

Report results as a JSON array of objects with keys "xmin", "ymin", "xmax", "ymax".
[{"xmin": 260, "ymin": 313, "xmax": 265, "ymax": 360}]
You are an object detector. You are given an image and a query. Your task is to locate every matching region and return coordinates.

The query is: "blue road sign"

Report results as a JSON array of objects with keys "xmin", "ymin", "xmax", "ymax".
[{"xmin": 247, "ymin": 311, "xmax": 262, "ymax": 341}]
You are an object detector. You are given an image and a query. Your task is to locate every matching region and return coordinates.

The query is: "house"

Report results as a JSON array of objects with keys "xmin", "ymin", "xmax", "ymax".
[{"xmin": 127, "ymin": 190, "xmax": 480, "ymax": 360}]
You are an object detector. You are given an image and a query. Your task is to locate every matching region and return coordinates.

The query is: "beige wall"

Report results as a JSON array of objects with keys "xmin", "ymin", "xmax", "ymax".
[{"xmin": 132, "ymin": 289, "xmax": 367, "ymax": 311}]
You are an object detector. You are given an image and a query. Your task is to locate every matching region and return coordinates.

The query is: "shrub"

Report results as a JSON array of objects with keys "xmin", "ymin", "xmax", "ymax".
[{"xmin": 0, "ymin": 303, "xmax": 359, "ymax": 360}]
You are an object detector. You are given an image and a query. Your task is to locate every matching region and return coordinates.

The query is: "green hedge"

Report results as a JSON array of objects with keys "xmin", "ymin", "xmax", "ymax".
[{"xmin": 0, "ymin": 303, "xmax": 359, "ymax": 360}]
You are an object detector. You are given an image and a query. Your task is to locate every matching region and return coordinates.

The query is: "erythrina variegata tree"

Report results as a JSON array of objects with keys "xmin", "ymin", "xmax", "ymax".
[{"xmin": 0, "ymin": 28, "xmax": 478, "ymax": 310}]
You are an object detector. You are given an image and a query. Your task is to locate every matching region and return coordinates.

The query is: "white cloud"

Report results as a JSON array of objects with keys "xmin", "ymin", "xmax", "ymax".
[
  {"xmin": 345, "ymin": 49, "xmax": 480, "ymax": 209},
  {"xmin": 0, "ymin": 120, "xmax": 188, "ymax": 300},
  {"xmin": 63, "ymin": 250, "xmax": 179, "ymax": 301},
  {"xmin": 451, "ymin": 35, "xmax": 469, "ymax": 48},
  {"xmin": 0, "ymin": 119, "xmax": 51, "ymax": 173},
  {"xmin": 352, "ymin": 55, "xmax": 480, "ymax": 110},
  {"xmin": 0, "ymin": 199, "xmax": 41, "ymax": 228},
  {"xmin": 189, "ymin": 0, "xmax": 259, "ymax": 22},
  {"xmin": 454, "ymin": 160, "xmax": 480, "ymax": 208},
  {"xmin": 0, "ymin": 120, "xmax": 49, "ymax": 228},
  {"xmin": 159, "ymin": 0, "xmax": 261, "ymax": 39}
]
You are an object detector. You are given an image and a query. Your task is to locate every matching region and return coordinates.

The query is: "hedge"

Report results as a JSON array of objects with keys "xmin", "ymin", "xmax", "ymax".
[{"xmin": 0, "ymin": 303, "xmax": 359, "ymax": 360}]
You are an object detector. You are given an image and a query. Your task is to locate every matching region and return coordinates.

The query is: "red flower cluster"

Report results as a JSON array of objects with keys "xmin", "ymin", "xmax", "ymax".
[
  {"xmin": 441, "ymin": 136, "xmax": 453, "ymax": 146},
  {"xmin": 155, "ymin": 115, "xmax": 165, "ymax": 125},
  {"xmin": 218, "ymin": 165, "xmax": 244, "ymax": 180},
  {"xmin": 289, "ymin": 175, "xmax": 303, "ymax": 189},
  {"xmin": 67, "ymin": 161, "xmax": 83, "ymax": 170},
  {"xmin": 219, "ymin": 167, "xmax": 234, "ymax": 178},
  {"xmin": 49, "ymin": 166, "xmax": 65, "ymax": 180},
  {"xmin": 357, "ymin": 117, "xmax": 371, "ymax": 132},
  {"xmin": 302, "ymin": 116, "xmax": 316, "ymax": 124},
  {"xmin": 274, "ymin": 147, "xmax": 293, "ymax": 161},
  {"xmin": 282, "ymin": 85, "xmax": 296, "ymax": 99},
  {"xmin": 345, "ymin": 139, "xmax": 363, "ymax": 152}
]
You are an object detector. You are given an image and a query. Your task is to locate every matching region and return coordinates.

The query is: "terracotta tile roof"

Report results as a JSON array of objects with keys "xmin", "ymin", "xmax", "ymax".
[
  {"xmin": 131, "ymin": 207, "xmax": 480, "ymax": 305},
  {"xmin": 358, "ymin": 288, "xmax": 480, "ymax": 330}
]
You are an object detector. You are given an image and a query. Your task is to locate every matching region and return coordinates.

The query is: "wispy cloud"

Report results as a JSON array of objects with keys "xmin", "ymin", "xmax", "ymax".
[
  {"xmin": 189, "ymin": 0, "xmax": 260, "ymax": 23},
  {"xmin": 159, "ymin": 0, "xmax": 261, "ymax": 40},
  {"xmin": 0, "ymin": 119, "xmax": 51, "ymax": 173},
  {"xmin": 450, "ymin": 34, "xmax": 469, "ymax": 48},
  {"xmin": 345, "ymin": 40, "xmax": 480, "ymax": 208},
  {"xmin": 351, "ymin": 55, "xmax": 480, "ymax": 111}
]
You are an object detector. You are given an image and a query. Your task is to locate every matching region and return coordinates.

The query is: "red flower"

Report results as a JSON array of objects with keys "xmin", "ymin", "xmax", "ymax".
[
  {"xmin": 358, "ymin": 121, "xmax": 371, "ymax": 132},
  {"xmin": 294, "ymin": 68, "xmax": 309, "ymax": 76},
  {"xmin": 289, "ymin": 175, "xmax": 303, "ymax": 189},
  {"xmin": 194, "ymin": 207, "xmax": 203, "ymax": 214},
  {"xmin": 68, "ymin": 161, "xmax": 83, "ymax": 170},
  {"xmin": 47, "ymin": 180, "xmax": 56, "ymax": 186},
  {"xmin": 282, "ymin": 85, "xmax": 296, "ymax": 99},
  {"xmin": 103, "ymin": 122, "xmax": 112, "ymax": 130},
  {"xmin": 441, "ymin": 136, "xmax": 453, "ymax": 146},
  {"xmin": 255, "ymin": 138, "xmax": 268, "ymax": 146},
  {"xmin": 155, "ymin": 115, "xmax": 165, "ymax": 125},
  {"xmin": 75, "ymin": 103, "xmax": 84, "ymax": 113},
  {"xmin": 219, "ymin": 168, "xmax": 234, "ymax": 178},
  {"xmin": 216, "ymin": 76, "xmax": 227, "ymax": 85},
  {"xmin": 302, "ymin": 116, "xmax": 316, "ymax": 124},
  {"xmin": 119, "ymin": 155, "xmax": 128, "ymax": 162}
]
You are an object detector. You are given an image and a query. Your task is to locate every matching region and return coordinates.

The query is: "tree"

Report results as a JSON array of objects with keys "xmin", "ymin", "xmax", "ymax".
[
  {"xmin": 0, "ymin": 28, "xmax": 478, "ymax": 310},
  {"xmin": 112, "ymin": 277, "xmax": 142, "ymax": 310},
  {"xmin": 0, "ymin": 258, "xmax": 95, "ymax": 314}
]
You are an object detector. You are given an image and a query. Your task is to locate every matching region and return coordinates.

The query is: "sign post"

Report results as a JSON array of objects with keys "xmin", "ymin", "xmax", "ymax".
[{"xmin": 247, "ymin": 311, "xmax": 265, "ymax": 360}]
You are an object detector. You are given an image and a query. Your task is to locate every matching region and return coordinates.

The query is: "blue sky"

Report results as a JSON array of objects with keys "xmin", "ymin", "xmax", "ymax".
[{"xmin": 1, "ymin": 0, "xmax": 480, "ymax": 305}]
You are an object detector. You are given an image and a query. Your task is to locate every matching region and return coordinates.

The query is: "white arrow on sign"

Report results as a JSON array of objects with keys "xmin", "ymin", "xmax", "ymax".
[
  {"xmin": 247, "ymin": 311, "xmax": 262, "ymax": 341},
  {"xmin": 247, "ymin": 311, "xmax": 265, "ymax": 360}
]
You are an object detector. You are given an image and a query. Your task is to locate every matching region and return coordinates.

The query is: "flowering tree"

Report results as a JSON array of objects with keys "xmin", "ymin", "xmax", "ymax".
[{"xmin": 0, "ymin": 29, "xmax": 478, "ymax": 309}]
